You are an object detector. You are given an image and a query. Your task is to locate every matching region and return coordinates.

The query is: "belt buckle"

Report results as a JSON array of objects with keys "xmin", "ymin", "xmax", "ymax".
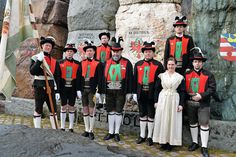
[
  {"xmin": 65, "ymin": 79, "xmax": 72, "ymax": 87},
  {"xmin": 107, "ymin": 81, "xmax": 121, "ymax": 90},
  {"xmin": 142, "ymin": 85, "xmax": 149, "ymax": 91}
]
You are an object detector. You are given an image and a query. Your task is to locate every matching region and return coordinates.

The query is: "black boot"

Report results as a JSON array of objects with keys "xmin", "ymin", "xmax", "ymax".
[
  {"xmin": 201, "ymin": 147, "xmax": 209, "ymax": 157},
  {"xmin": 188, "ymin": 142, "xmax": 199, "ymax": 151},
  {"xmin": 89, "ymin": 132, "xmax": 95, "ymax": 140},
  {"xmin": 160, "ymin": 144, "xmax": 168, "ymax": 150},
  {"xmin": 165, "ymin": 143, "xmax": 173, "ymax": 152},
  {"xmin": 104, "ymin": 133, "xmax": 114, "ymax": 140},
  {"xmin": 146, "ymin": 138, "xmax": 153, "ymax": 146},
  {"xmin": 114, "ymin": 134, "xmax": 120, "ymax": 142},
  {"xmin": 96, "ymin": 103, "xmax": 103, "ymax": 110},
  {"xmin": 136, "ymin": 136, "xmax": 146, "ymax": 144},
  {"xmin": 81, "ymin": 131, "xmax": 89, "ymax": 137}
]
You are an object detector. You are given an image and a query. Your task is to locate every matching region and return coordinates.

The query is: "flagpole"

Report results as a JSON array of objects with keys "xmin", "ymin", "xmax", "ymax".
[{"xmin": 29, "ymin": 0, "xmax": 58, "ymax": 129}]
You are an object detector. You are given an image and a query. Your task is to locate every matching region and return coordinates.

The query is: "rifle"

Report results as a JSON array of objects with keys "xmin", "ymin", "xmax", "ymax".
[{"xmin": 42, "ymin": 61, "xmax": 58, "ymax": 129}]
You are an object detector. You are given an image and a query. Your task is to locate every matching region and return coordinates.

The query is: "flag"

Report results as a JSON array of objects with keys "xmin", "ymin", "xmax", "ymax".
[
  {"xmin": 219, "ymin": 33, "xmax": 236, "ymax": 61},
  {"xmin": 0, "ymin": 0, "xmax": 37, "ymax": 99}
]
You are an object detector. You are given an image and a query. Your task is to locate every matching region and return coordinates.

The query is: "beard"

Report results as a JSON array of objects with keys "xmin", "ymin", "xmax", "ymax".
[{"xmin": 112, "ymin": 55, "xmax": 121, "ymax": 61}]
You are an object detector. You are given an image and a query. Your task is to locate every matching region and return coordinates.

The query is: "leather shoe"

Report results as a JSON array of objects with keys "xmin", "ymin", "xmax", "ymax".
[
  {"xmin": 136, "ymin": 136, "xmax": 146, "ymax": 144},
  {"xmin": 160, "ymin": 144, "xmax": 168, "ymax": 150},
  {"xmin": 81, "ymin": 131, "xmax": 89, "ymax": 137},
  {"xmin": 89, "ymin": 132, "xmax": 95, "ymax": 140},
  {"xmin": 165, "ymin": 143, "xmax": 173, "ymax": 152},
  {"xmin": 146, "ymin": 138, "xmax": 153, "ymax": 146},
  {"xmin": 96, "ymin": 103, "xmax": 103, "ymax": 110},
  {"xmin": 188, "ymin": 142, "xmax": 199, "ymax": 151},
  {"xmin": 104, "ymin": 133, "xmax": 114, "ymax": 140},
  {"xmin": 201, "ymin": 147, "xmax": 209, "ymax": 157},
  {"xmin": 60, "ymin": 128, "xmax": 65, "ymax": 131},
  {"xmin": 114, "ymin": 134, "xmax": 120, "ymax": 142},
  {"xmin": 69, "ymin": 129, "xmax": 74, "ymax": 133}
]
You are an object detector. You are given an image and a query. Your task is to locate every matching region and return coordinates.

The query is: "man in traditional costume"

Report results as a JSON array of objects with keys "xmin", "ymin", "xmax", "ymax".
[
  {"xmin": 133, "ymin": 41, "xmax": 164, "ymax": 146},
  {"xmin": 30, "ymin": 36, "xmax": 58, "ymax": 129},
  {"xmin": 81, "ymin": 41, "xmax": 103, "ymax": 140},
  {"xmin": 103, "ymin": 37, "xmax": 133, "ymax": 142},
  {"xmin": 96, "ymin": 32, "xmax": 112, "ymax": 110},
  {"xmin": 164, "ymin": 16, "xmax": 194, "ymax": 75},
  {"xmin": 55, "ymin": 43, "xmax": 82, "ymax": 132},
  {"xmin": 185, "ymin": 47, "xmax": 216, "ymax": 157}
]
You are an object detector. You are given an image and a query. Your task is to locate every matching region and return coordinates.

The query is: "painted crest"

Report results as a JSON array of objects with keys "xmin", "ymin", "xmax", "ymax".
[{"xmin": 220, "ymin": 33, "xmax": 236, "ymax": 61}]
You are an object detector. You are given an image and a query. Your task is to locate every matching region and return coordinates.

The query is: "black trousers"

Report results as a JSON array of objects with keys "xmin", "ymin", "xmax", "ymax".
[
  {"xmin": 138, "ymin": 91, "xmax": 155, "ymax": 118},
  {"xmin": 34, "ymin": 86, "xmax": 57, "ymax": 114}
]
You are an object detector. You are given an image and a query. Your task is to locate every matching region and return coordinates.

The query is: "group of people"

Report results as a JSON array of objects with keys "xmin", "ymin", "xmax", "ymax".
[{"xmin": 30, "ymin": 16, "xmax": 216, "ymax": 157}]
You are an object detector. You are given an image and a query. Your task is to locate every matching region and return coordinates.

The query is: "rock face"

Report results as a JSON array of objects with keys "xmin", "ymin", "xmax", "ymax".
[
  {"xmin": 67, "ymin": 0, "xmax": 119, "ymax": 61},
  {"xmin": 116, "ymin": 1, "xmax": 182, "ymax": 64},
  {"xmin": 0, "ymin": 125, "xmax": 123, "ymax": 157},
  {"xmin": 13, "ymin": 0, "xmax": 70, "ymax": 98},
  {"xmin": 67, "ymin": 0, "xmax": 119, "ymax": 32},
  {"xmin": 13, "ymin": 39, "xmax": 38, "ymax": 99},
  {"xmin": 0, "ymin": 125, "xmax": 152, "ymax": 157},
  {"xmin": 190, "ymin": 0, "xmax": 236, "ymax": 121},
  {"xmin": 31, "ymin": 0, "xmax": 69, "ymax": 58}
]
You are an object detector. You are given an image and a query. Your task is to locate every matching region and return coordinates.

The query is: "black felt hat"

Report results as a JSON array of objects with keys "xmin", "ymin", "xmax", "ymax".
[
  {"xmin": 83, "ymin": 41, "xmax": 97, "ymax": 52},
  {"xmin": 173, "ymin": 16, "xmax": 187, "ymax": 27},
  {"xmin": 40, "ymin": 36, "xmax": 56, "ymax": 47},
  {"xmin": 111, "ymin": 36, "xmax": 124, "ymax": 51},
  {"xmin": 63, "ymin": 43, "xmax": 77, "ymax": 53},
  {"xmin": 99, "ymin": 32, "xmax": 110, "ymax": 40},
  {"xmin": 141, "ymin": 41, "xmax": 155, "ymax": 53},
  {"xmin": 190, "ymin": 47, "xmax": 207, "ymax": 62}
]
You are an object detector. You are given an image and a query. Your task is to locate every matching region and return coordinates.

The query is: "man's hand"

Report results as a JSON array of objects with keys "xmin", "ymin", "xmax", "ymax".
[
  {"xmin": 37, "ymin": 52, "xmax": 44, "ymax": 61},
  {"xmin": 192, "ymin": 93, "xmax": 202, "ymax": 101}
]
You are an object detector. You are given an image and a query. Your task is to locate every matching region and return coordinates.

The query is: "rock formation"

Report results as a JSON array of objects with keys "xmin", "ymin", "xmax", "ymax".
[
  {"xmin": 13, "ymin": 0, "xmax": 70, "ymax": 98},
  {"xmin": 190, "ymin": 0, "xmax": 236, "ymax": 121},
  {"xmin": 67, "ymin": 0, "xmax": 119, "ymax": 61},
  {"xmin": 116, "ymin": 0, "xmax": 182, "ymax": 64}
]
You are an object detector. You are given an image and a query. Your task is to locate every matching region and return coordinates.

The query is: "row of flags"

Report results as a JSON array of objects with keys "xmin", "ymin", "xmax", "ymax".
[{"xmin": 0, "ymin": 0, "xmax": 235, "ymax": 99}]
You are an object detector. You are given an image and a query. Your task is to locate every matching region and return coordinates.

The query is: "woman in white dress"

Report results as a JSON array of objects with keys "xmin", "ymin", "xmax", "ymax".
[{"xmin": 153, "ymin": 57, "xmax": 186, "ymax": 151}]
